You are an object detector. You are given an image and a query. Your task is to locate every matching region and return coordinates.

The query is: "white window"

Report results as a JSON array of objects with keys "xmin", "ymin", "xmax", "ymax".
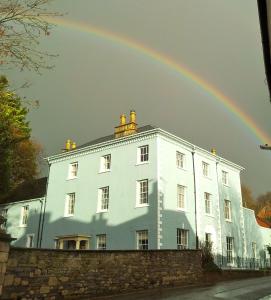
[
  {"xmin": 252, "ymin": 242, "xmax": 257, "ymax": 259},
  {"xmin": 136, "ymin": 230, "xmax": 148, "ymax": 250},
  {"xmin": 100, "ymin": 154, "xmax": 111, "ymax": 172},
  {"xmin": 26, "ymin": 234, "xmax": 34, "ymax": 248},
  {"xmin": 224, "ymin": 199, "xmax": 231, "ymax": 221},
  {"xmin": 97, "ymin": 234, "xmax": 106, "ymax": 250},
  {"xmin": 204, "ymin": 192, "xmax": 211, "ymax": 214},
  {"xmin": 202, "ymin": 161, "xmax": 209, "ymax": 177},
  {"xmin": 21, "ymin": 205, "xmax": 29, "ymax": 226},
  {"xmin": 65, "ymin": 193, "xmax": 75, "ymax": 216},
  {"xmin": 138, "ymin": 145, "xmax": 149, "ymax": 163},
  {"xmin": 137, "ymin": 179, "xmax": 148, "ymax": 206},
  {"xmin": 177, "ymin": 229, "xmax": 188, "ymax": 249},
  {"xmin": 205, "ymin": 233, "xmax": 212, "ymax": 245},
  {"xmin": 176, "ymin": 151, "xmax": 185, "ymax": 168},
  {"xmin": 222, "ymin": 170, "xmax": 228, "ymax": 185},
  {"xmin": 177, "ymin": 185, "xmax": 185, "ymax": 209},
  {"xmin": 68, "ymin": 162, "xmax": 78, "ymax": 179},
  {"xmin": 98, "ymin": 186, "xmax": 109, "ymax": 212},
  {"xmin": 226, "ymin": 237, "xmax": 234, "ymax": 264},
  {"xmin": 0, "ymin": 208, "xmax": 8, "ymax": 229}
]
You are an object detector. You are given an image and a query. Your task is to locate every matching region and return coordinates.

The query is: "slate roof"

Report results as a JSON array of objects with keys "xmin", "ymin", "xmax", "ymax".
[
  {"xmin": 76, "ymin": 125, "xmax": 157, "ymax": 150},
  {"xmin": 0, "ymin": 177, "xmax": 47, "ymax": 204}
]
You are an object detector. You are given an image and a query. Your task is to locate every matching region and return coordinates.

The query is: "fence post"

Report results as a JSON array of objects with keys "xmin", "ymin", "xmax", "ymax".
[{"xmin": 0, "ymin": 216, "xmax": 14, "ymax": 297}]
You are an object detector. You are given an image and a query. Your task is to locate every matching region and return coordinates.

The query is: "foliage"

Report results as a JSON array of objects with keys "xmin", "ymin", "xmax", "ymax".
[
  {"xmin": 241, "ymin": 184, "xmax": 256, "ymax": 212},
  {"xmin": 0, "ymin": 75, "xmax": 41, "ymax": 196},
  {"xmin": 0, "ymin": 0, "xmax": 60, "ymax": 72},
  {"xmin": 201, "ymin": 241, "xmax": 221, "ymax": 272},
  {"xmin": 266, "ymin": 245, "xmax": 271, "ymax": 256},
  {"xmin": 257, "ymin": 192, "xmax": 271, "ymax": 211}
]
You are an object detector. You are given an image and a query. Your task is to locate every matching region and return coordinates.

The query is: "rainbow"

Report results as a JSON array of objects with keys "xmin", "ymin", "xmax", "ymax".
[{"xmin": 45, "ymin": 16, "xmax": 271, "ymax": 145}]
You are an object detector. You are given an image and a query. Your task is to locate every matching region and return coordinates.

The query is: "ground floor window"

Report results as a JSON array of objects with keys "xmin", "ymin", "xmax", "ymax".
[
  {"xmin": 137, "ymin": 230, "xmax": 148, "ymax": 250},
  {"xmin": 55, "ymin": 235, "xmax": 90, "ymax": 250},
  {"xmin": 177, "ymin": 229, "xmax": 188, "ymax": 249},
  {"xmin": 226, "ymin": 236, "xmax": 234, "ymax": 264},
  {"xmin": 26, "ymin": 234, "xmax": 34, "ymax": 248},
  {"xmin": 96, "ymin": 234, "xmax": 106, "ymax": 250}
]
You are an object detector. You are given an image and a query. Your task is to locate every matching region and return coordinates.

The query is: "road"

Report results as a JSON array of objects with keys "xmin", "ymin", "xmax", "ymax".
[{"xmin": 94, "ymin": 276, "xmax": 271, "ymax": 300}]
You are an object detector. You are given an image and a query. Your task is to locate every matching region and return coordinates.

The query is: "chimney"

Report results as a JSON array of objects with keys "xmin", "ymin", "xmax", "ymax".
[
  {"xmin": 114, "ymin": 110, "xmax": 137, "ymax": 138},
  {"xmin": 65, "ymin": 139, "xmax": 71, "ymax": 151},
  {"xmin": 71, "ymin": 142, "xmax": 76, "ymax": 150}
]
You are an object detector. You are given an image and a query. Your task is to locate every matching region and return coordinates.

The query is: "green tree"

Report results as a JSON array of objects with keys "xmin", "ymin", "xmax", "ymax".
[
  {"xmin": 0, "ymin": 0, "xmax": 60, "ymax": 72},
  {"xmin": 0, "ymin": 75, "xmax": 41, "ymax": 196}
]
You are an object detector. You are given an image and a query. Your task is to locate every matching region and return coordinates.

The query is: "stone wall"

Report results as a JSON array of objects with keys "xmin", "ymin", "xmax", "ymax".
[{"xmin": 2, "ymin": 248, "xmax": 202, "ymax": 299}]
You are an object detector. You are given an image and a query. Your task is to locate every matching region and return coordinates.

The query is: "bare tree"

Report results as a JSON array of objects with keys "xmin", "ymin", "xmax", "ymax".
[{"xmin": 0, "ymin": 0, "xmax": 61, "ymax": 73}]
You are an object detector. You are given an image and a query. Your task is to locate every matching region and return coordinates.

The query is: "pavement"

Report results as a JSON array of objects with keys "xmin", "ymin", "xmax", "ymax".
[{"xmin": 91, "ymin": 276, "xmax": 271, "ymax": 300}]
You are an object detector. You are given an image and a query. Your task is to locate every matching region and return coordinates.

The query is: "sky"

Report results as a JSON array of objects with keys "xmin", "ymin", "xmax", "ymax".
[{"xmin": 5, "ymin": 0, "xmax": 271, "ymax": 197}]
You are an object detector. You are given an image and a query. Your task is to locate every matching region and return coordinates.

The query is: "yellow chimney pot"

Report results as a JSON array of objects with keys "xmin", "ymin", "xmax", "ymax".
[
  {"xmin": 211, "ymin": 148, "xmax": 216, "ymax": 155},
  {"xmin": 130, "ymin": 110, "xmax": 136, "ymax": 123},
  {"xmin": 120, "ymin": 114, "xmax": 126, "ymax": 125},
  {"xmin": 66, "ymin": 139, "xmax": 71, "ymax": 151},
  {"xmin": 71, "ymin": 142, "xmax": 76, "ymax": 150}
]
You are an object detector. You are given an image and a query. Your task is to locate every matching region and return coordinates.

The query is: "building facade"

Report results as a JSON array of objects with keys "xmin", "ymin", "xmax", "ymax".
[{"xmin": 1, "ymin": 112, "xmax": 270, "ymax": 267}]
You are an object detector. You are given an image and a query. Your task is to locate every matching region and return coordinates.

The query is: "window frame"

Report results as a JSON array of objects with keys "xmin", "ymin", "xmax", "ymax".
[
  {"xmin": 202, "ymin": 161, "xmax": 209, "ymax": 177},
  {"xmin": 136, "ymin": 230, "xmax": 148, "ymax": 250},
  {"xmin": 177, "ymin": 185, "xmax": 186, "ymax": 210},
  {"xmin": 26, "ymin": 233, "xmax": 35, "ymax": 248},
  {"xmin": 176, "ymin": 151, "xmax": 185, "ymax": 169},
  {"xmin": 100, "ymin": 154, "xmax": 111, "ymax": 172},
  {"xmin": 96, "ymin": 234, "xmax": 106, "ymax": 250},
  {"xmin": 65, "ymin": 193, "xmax": 75, "ymax": 217},
  {"xmin": 136, "ymin": 179, "xmax": 149, "ymax": 207},
  {"xmin": 137, "ymin": 145, "xmax": 149, "ymax": 164},
  {"xmin": 204, "ymin": 192, "xmax": 212, "ymax": 215},
  {"xmin": 222, "ymin": 170, "xmax": 229, "ymax": 185},
  {"xmin": 224, "ymin": 199, "xmax": 231, "ymax": 221},
  {"xmin": 68, "ymin": 162, "xmax": 78, "ymax": 179},
  {"xmin": 98, "ymin": 186, "xmax": 110, "ymax": 212},
  {"xmin": 226, "ymin": 236, "xmax": 234, "ymax": 264},
  {"xmin": 177, "ymin": 228, "xmax": 189, "ymax": 250},
  {"xmin": 20, "ymin": 205, "xmax": 29, "ymax": 227}
]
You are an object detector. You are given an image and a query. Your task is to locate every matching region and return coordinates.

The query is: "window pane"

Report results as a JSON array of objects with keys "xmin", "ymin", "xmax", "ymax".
[
  {"xmin": 139, "ymin": 145, "xmax": 149, "ymax": 162},
  {"xmin": 176, "ymin": 152, "xmax": 184, "ymax": 168},
  {"xmin": 97, "ymin": 234, "xmax": 106, "ymax": 250},
  {"xmin": 177, "ymin": 229, "xmax": 188, "ymax": 249},
  {"xmin": 139, "ymin": 180, "xmax": 148, "ymax": 204},
  {"xmin": 137, "ymin": 230, "xmax": 148, "ymax": 250},
  {"xmin": 177, "ymin": 185, "xmax": 185, "ymax": 209}
]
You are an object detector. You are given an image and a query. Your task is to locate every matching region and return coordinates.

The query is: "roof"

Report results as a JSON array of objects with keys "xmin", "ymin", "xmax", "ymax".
[
  {"xmin": 76, "ymin": 125, "xmax": 157, "ymax": 150},
  {"xmin": 0, "ymin": 177, "xmax": 47, "ymax": 204},
  {"xmin": 257, "ymin": 0, "xmax": 271, "ymax": 100}
]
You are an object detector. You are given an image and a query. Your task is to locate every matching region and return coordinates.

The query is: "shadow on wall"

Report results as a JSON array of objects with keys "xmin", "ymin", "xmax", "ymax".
[{"xmin": 13, "ymin": 182, "xmax": 196, "ymax": 250}]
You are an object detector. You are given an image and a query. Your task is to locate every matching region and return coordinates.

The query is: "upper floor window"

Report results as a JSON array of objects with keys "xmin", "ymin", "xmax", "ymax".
[
  {"xmin": 202, "ymin": 162, "xmax": 209, "ymax": 177},
  {"xmin": 97, "ymin": 234, "xmax": 106, "ymax": 250},
  {"xmin": 68, "ymin": 162, "xmax": 78, "ymax": 179},
  {"xmin": 224, "ymin": 199, "xmax": 231, "ymax": 221},
  {"xmin": 222, "ymin": 170, "xmax": 228, "ymax": 185},
  {"xmin": 176, "ymin": 151, "xmax": 185, "ymax": 169},
  {"xmin": 65, "ymin": 193, "xmax": 75, "ymax": 217},
  {"xmin": 204, "ymin": 192, "xmax": 211, "ymax": 214},
  {"xmin": 137, "ymin": 179, "xmax": 148, "ymax": 206},
  {"xmin": 21, "ymin": 205, "xmax": 29, "ymax": 226},
  {"xmin": 177, "ymin": 228, "xmax": 188, "ymax": 249},
  {"xmin": 177, "ymin": 185, "xmax": 185, "ymax": 210},
  {"xmin": 136, "ymin": 230, "xmax": 148, "ymax": 250},
  {"xmin": 100, "ymin": 154, "xmax": 111, "ymax": 172},
  {"xmin": 138, "ymin": 145, "xmax": 149, "ymax": 163},
  {"xmin": 98, "ymin": 186, "xmax": 109, "ymax": 212}
]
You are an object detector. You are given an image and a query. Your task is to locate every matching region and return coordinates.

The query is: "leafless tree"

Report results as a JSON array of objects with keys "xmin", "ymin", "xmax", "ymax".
[{"xmin": 0, "ymin": 0, "xmax": 61, "ymax": 73}]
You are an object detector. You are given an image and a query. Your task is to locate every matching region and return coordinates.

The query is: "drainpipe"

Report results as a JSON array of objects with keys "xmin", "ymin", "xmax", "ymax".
[
  {"xmin": 36, "ymin": 198, "xmax": 44, "ymax": 248},
  {"xmin": 192, "ymin": 149, "xmax": 199, "ymax": 249},
  {"xmin": 39, "ymin": 162, "xmax": 50, "ymax": 248}
]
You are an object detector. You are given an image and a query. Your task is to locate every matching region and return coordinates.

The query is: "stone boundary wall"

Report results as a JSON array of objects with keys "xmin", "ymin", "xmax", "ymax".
[{"xmin": 2, "ymin": 248, "xmax": 203, "ymax": 299}]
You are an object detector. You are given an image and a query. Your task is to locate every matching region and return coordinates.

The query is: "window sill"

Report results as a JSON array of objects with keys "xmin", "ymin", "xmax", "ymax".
[
  {"xmin": 66, "ymin": 177, "xmax": 77, "ymax": 181},
  {"xmin": 203, "ymin": 176, "xmax": 212, "ymax": 180},
  {"xmin": 222, "ymin": 183, "xmax": 230, "ymax": 188},
  {"xmin": 64, "ymin": 214, "xmax": 74, "ymax": 218},
  {"xmin": 205, "ymin": 213, "xmax": 215, "ymax": 218},
  {"xmin": 135, "ymin": 161, "xmax": 149, "ymax": 166},
  {"xmin": 176, "ymin": 208, "xmax": 187, "ymax": 212},
  {"xmin": 96, "ymin": 210, "xmax": 109, "ymax": 213},
  {"xmin": 135, "ymin": 204, "xmax": 149, "ymax": 208},
  {"xmin": 19, "ymin": 224, "xmax": 27, "ymax": 228},
  {"xmin": 98, "ymin": 170, "xmax": 111, "ymax": 174},
  {"xmin": 225, "ymin": 219, "xmax": 232, "ymax": 223},
  {"xmin": 177, "ymin": 167, "xmax": 187, "ymax": 171}
]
